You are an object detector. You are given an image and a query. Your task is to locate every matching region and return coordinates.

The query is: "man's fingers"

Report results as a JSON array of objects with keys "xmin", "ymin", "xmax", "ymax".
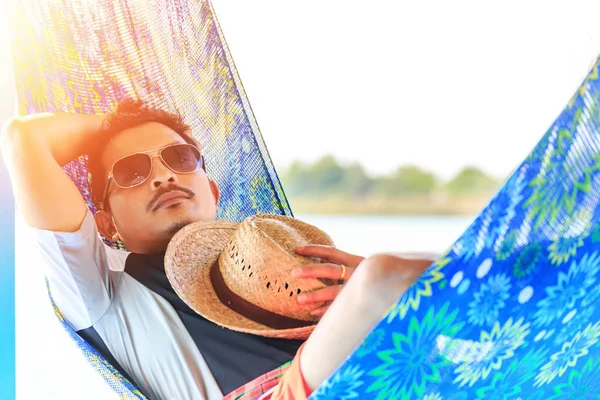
[
  {"xmin": 291, "ymin": 263, "xmax": 355, "ymax": 281},
  {"xmin": 297, "ymin": 285, "xmax": 343, "ymax": 305},
  {"xmin": 309, "ymin": 304, "xmax": 330, "ymax": 317},
  {"xmin": 296, "ymin": 244, "xmax": 364, "ymax": 267}
]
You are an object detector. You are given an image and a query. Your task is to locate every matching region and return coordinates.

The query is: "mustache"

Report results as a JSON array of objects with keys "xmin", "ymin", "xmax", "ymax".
[{"xmin": 147, "ymin": 185, "xmax": 196, "ymax": 212}]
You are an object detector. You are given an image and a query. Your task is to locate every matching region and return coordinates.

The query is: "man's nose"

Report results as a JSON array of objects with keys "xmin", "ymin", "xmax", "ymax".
[{"xmin": 149, "ymin": 156, "xmax": 177, "ymax": 188}]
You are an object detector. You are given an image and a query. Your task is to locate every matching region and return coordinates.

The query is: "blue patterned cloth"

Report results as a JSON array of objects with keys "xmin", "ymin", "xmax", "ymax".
[{"xmin": 310, "ymin": 60, "xmax": 600, "ymax": 399}]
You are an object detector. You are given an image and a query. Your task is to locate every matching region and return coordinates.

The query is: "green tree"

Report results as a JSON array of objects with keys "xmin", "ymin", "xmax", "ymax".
[
  {"xmin": 308, "ymin": 155, "xmax": 346, "ymax": 194},
  {"xmin": 340, "ymin": 163, "xmax": 374, "ymax": 198},
  {"xmin": 445, "ymin": 166, "xmax": 498, "ymax": 196},
  {"xmin": 281, "ymin": 155, "xmax": 358, "ymax": 197},
  {"xmin": 375, "ymin": 165, "xmax": 437, "ymax": 197},
  {"xmin": 280, "ymin": 161, "xmax": 311, "ymax": 197}
]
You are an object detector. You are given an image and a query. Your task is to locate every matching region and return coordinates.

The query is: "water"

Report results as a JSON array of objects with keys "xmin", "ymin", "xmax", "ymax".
[
  {"xmin": 15, "ymin": 214, "xmax": 474, "ymax": 399},
  {"xmin": 296, "ymin": 214, "xmax": 474, "ymax": 257}
]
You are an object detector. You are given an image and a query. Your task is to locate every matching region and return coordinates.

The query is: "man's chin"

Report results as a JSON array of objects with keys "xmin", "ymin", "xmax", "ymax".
[
  {"xmin": 155, "ymin": 204, "xmax": 216, "ymax": 236},
  {"xmin": 162, "ymin": 216, "xmax": 196, "ymax": 236}
]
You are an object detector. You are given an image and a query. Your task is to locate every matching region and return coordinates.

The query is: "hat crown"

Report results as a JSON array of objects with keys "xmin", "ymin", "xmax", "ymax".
[
  {"xmin": 165, "ymin": 214, "xmax": 334, "ymax": 339},
  {"xmin": 219, "ymin": 215, "xmax": 334, "ymax": 321}
]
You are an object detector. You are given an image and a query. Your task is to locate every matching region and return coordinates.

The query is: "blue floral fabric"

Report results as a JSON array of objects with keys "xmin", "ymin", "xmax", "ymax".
[{"xmin": 310, "ymin": 59, "xmax": 600, "ymax": 400}]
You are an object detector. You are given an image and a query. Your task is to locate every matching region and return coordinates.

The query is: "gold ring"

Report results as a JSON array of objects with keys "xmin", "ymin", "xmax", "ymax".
[{"xmin": 339, "ymin": 264, "xmax": 347, "ymax": 280}]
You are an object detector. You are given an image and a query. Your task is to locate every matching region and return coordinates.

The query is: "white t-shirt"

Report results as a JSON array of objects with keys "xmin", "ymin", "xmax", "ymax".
[{"xmin": 32, "ymin": 210, "xmax": 223, "ymax": 400}]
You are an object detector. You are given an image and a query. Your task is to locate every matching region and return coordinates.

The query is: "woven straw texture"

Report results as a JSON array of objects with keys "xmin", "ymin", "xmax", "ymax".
[{"xmin": 165, "ymin": 214, "xmax": 335, "ymax": 339}]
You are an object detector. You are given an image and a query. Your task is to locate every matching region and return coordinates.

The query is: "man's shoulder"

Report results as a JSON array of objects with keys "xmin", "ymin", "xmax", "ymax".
[{"xmin": 30, "ymin": 208, "xmax": 130, "ymax": 271}]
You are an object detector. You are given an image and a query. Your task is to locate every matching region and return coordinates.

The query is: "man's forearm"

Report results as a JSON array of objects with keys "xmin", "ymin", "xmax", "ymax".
[
  {"xmin": 2, "ymin": 112, "xmax": 105, "ymax": 166},
  {"xmin": 0, "ymin": 112, "xmax": 106, "ymax": 232},
  {"xmin": 392, "ymin": 252, "xmax": 441, "ymax": 262}
]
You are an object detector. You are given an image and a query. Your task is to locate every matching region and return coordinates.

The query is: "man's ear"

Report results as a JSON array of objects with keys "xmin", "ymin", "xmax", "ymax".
[
  {"xmin": 209, "ymin": 179, "xmax": 220, "ymax": 207},
  {"xmin": 95, "ymin": 210, "xmax": 120, "ymax": 241}
]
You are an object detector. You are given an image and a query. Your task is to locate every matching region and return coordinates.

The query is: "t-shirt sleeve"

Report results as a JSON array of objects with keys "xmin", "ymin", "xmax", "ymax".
[{"xmin": 29, "ymin": 209, "xmax": 129, "ymax": 331}]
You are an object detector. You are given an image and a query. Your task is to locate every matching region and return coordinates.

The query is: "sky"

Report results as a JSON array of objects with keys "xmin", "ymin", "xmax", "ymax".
[
  {"xmin": 2, "ymin": 2, "xmax": 600, "ymax": 180},
  {"xmin": 210, "ymin": 0, "xmax": 600, "ymax": 180}
]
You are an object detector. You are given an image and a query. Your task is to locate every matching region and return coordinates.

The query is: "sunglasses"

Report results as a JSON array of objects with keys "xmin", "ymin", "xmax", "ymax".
[{"xmin": 101, "ymin": 143, "xmax": 205, "ymax": 209}]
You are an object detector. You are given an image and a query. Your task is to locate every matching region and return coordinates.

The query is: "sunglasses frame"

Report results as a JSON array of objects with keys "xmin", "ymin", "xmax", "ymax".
[{"xmin": 100, "ymin": 143, "xmax": 205, "ymax": 210}]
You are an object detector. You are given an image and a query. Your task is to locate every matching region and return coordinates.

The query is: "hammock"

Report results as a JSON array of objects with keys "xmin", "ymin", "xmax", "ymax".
[
  {"xmin": 8, "ymin": 0, "xmax": 600, "ymax": 399},
  {"xmin": 7, "ymin": 0, "xmax": 292, "ymax": 398}
]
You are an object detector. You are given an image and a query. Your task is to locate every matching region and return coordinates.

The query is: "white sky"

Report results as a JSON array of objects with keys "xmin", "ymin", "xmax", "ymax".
[
  {"xmin": 3, "ymin": 2, "xmax": 600, "ymax": 180},
  {"xmin": 212, "ymin": 0, "xmax": 600, "ymax": 180}
]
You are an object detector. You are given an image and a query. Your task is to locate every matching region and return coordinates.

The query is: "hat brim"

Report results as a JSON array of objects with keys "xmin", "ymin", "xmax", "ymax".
[{"xmin": 165, "ymin": 220, "xmax": 316, "ymax": 340}]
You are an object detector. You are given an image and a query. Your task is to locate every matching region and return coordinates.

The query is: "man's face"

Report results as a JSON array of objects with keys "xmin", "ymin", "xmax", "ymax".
[{"xmin": 99, "ymin": 122, "xmax": 219, "ymax": 253}]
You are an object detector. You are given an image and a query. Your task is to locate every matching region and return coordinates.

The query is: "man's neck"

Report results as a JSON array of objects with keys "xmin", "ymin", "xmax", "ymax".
[{"xmin": 124, "ymin": 237, "xmax": 171, "ymax": 255}]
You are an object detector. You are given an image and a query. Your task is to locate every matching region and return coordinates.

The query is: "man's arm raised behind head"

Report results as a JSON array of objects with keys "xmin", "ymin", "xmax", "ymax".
[{"xmin": 0, "ymin": 113, "xmax": 105, "ymax": 232}]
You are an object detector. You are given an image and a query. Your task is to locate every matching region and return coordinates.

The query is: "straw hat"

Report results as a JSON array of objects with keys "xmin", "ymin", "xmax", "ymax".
[{"xmin": 164, "ymin": 214, "xmax": 337, "ymax": 339}]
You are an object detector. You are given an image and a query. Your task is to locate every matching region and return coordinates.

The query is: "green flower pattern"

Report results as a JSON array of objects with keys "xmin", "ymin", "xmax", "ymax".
[
  {"xmin": 513, "ymin": 243, "xmax": 542, "ymax": 278},
  {"xmin": 385, "ymin": 255, "xmax": 450, "ymax": 321},
  {"xmin": 356, "ymin": 329, "xmax": 385, "ymax": 358},
  {"xmin": 548, "ymin": 210, "xmax": 592, "ymax": 266},
  {"xmin": 368, "ymin": 303, "xmax": 464, "ymax": 399},
  {"xmin": 496, "ymin": 229, "xmax": 519, "ymax": 261},
  {"xmin": 315, "ymin": 364, "xmax": 365, "ymax": 400},
  {"xmin": 453, "ymin": 318, "xmax": 530, "ymax": 387},
  {"xmin": 548, "ymin": 357, "xmax": 600, "ymax": 399},
  {"xmin": 535, "ymin": 322, "xmax": 600, "ymax": 386},
  {"xmin": 474, "ymin": 347, "xmax": 548, "ymax": 400},
  {"xmin": 467, "ymin": 273, "xmax": 512, "ymax": 326}
]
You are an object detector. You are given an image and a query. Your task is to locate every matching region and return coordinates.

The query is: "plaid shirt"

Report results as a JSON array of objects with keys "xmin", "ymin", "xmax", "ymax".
[{"xmin": 223, "ymin": 362, "xmax": 292, "ymax": 400}]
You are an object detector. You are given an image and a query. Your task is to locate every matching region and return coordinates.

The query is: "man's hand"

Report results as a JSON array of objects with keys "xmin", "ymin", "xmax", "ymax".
[{"xmin": 292, "ymin": 245, "xmax": 364, "ymax": 317}]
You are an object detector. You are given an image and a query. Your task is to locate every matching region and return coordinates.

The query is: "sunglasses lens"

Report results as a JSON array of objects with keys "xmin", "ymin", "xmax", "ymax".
[
  {"xmin": 113, "ymin": 153, "xmax": 152, "ymax": 188},
  {"xmin": 161, "ymin": 144, "xmax": 201, "ymax": 173}
]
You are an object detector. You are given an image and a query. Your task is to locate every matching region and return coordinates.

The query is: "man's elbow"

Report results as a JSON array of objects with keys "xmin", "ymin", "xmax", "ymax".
[{"xmin": 1, "ymin": 117, "xmax": 31, "ymax": 161}]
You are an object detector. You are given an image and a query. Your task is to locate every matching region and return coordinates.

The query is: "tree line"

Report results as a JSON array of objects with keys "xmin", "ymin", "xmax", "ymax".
[{"xmin": 280, "ymin": 155, "xmax": 500, "ymax": 201}]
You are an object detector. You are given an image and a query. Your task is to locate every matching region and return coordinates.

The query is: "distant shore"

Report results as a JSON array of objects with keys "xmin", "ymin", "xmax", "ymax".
[
  {"xmin": 278, "ymin": 156, "xmax": 503, "ymax": 216},
  {"xmin": 286, "ymin": 194, "xmax": 494, "ymax": 216}
]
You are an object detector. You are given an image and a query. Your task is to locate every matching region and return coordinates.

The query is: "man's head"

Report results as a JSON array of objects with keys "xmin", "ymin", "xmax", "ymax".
[{"xmin": 89, "ymin": 99, "xmax": 220, "ymax": 254}]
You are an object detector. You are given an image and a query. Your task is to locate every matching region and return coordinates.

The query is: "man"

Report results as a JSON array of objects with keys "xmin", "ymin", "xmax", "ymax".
[{"xmin": 1, "ymin": 99, "xmax": 434, "ymax": 399}]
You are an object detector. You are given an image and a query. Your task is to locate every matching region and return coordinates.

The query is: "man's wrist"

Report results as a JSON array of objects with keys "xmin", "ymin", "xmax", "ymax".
[{"xmin": 392, "ymin": 252, "xmax": 441, "ymax": 261}]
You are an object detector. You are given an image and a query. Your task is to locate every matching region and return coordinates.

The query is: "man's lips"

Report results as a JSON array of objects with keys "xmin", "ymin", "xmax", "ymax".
[{"xmin": 152, "ymin": 190, "xmax": 191, "ymax": 211}]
